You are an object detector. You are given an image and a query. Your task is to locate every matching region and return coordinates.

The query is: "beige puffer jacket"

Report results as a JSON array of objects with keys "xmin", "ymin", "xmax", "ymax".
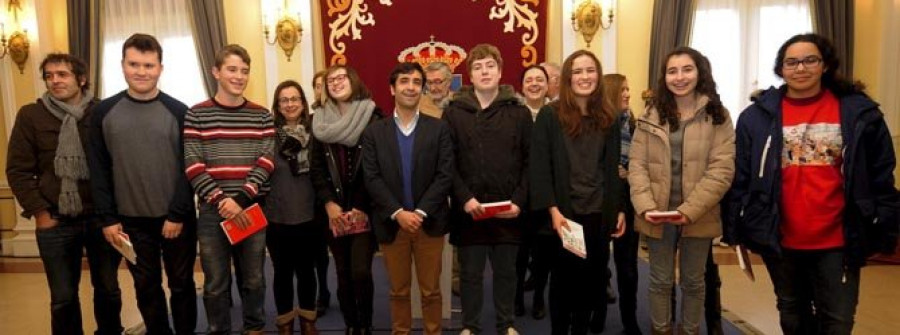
[{"xmin": 627, "ymin": 95, "xmax": 736, "ymax": 239}]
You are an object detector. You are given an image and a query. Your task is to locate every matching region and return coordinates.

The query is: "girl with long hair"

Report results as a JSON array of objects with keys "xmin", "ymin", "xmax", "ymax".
[
  {"xmin": 601, "ymin": 73, "xmax": 641, "ymax": 334},
  {"xmin": 628, "ymin": 47, "xmax": 735, "ymax": 334},
  {"xmin": 530, "ymin": 50, "xmax": 626, "ymax": 335}
]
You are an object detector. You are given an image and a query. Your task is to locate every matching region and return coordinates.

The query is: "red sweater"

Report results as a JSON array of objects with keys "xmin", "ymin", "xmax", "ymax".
[{"xmin": 780, "ymin": 90, "xmax": 845, "ymax": 250}]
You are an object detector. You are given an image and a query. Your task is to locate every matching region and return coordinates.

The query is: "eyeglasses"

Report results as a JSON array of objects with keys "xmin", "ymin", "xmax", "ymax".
[
  {"xmin": 426, "ymin": 78, "xmax": 446, "ymax": 87},
  {"xmin": 278, "ymin": 96, "xmax": 302, "ymax": 104},
  {"xmin": 783, "ymin": 56, "xmax": 822, "ymax": 70},
  {"xmin": 326, "ymin": 73, "xmax": 348, "ymax": 86}
]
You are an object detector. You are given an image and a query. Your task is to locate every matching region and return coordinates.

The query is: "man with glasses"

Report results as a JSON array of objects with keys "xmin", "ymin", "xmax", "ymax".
[
  {"xmin": 420, "ymin": 61, "xmax": 454, "ymax": 118},
  {"xmin": 7, "ymin": 52, "xmax": 124, "ymax": 335}
]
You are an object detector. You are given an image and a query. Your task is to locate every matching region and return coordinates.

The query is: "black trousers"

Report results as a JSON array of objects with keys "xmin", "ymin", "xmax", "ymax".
[
  {"xmin": 328, "ymin": 231, "xmax": 376, "ymax": 328},
  {"xmin": 315, "ymin": 221, "xmax": 332, "ymax": 300},
  {"xmin": 266, "ymin": 222, "xmax": 320, "ymax": 314},
  {"xmin": 549, "ymin": 213, "xmax": 610, "ymax": 335},
  {"xmin": 611, "ymin": 215, "xmax": 640, "ymax": 330},
  {"xmin": 515, "ymin": 213, "xmax": 554, "ymax": 307},
  {"xmin": 122, "ymin": 216, "xmax": 198, "ymax": 335}
]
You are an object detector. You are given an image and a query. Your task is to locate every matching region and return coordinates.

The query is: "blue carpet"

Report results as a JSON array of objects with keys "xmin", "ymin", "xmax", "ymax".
[{"xmin": 194, "ymin": 254, "xmax": 743, "ymax": 334}]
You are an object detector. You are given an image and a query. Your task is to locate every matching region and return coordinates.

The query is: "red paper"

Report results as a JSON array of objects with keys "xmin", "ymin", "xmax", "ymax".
[
  {"xmin": 220, "ymin": 203, "xmax": 268, "ymax": 245},
  {"xmin": 333, "ymin": 217, "xmax": 371, "ymax": 237},
  {"xmin": 473, "ymin": 201, "xmax": 513, "ymax": 221},
  {"xmin": 647, "ymin": 211, "xmax": 683, "ymax": 221}
]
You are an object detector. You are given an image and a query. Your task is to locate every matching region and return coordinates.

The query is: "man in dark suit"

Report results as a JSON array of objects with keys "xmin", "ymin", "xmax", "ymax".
[{"xmin": 361, "ymin": 62, "xmax": 454, "ymax": 335}]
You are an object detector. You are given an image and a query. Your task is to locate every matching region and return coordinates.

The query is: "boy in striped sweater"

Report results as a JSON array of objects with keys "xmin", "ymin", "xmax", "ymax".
[{"xmin": 184, "ymin": 44, "xmax": 275, "ymax": 335}]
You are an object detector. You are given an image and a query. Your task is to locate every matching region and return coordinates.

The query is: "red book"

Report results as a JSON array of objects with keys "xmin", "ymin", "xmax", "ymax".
[
  {"xmin": 333, "ymin": 216, "xmax": 371, "ymax": 237},
  {"xmin": 220, "ymin": 203, "xmax": 268, "ymax": 245},
  {"xmin": 473, "ymin": 201, "xmax": 513, "ymax": 221},
  {"xmin": 646, "ymin": 211, "xmax": 683, "ymax": 221}
]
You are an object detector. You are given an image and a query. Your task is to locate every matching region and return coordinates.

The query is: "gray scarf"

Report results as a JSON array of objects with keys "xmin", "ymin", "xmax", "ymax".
[
  {"xmin": 41, "ymin": 91, "xmax": 92, "ymax": 216},
  {"xmin": 311, "ymin": 99, "xmax": 375, "ymax": 146}
]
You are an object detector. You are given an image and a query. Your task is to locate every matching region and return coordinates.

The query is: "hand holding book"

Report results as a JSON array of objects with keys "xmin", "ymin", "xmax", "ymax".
[
  {"xmin": 493, "ymin": 202, "xmax": 520, "ymax": 219},
  {"xmin": 332, "ymin": 209, "xmax": 371, "ymax": 237},
  {"xmin": 644, "ymin": 210, "xmax": 686, "ymax": 225},
  {"xmin": 220, "ymin": 204, "xmax": 268, "ymax": 245},
  {"xmin": 471, "ymin": 200, "xmax": 515, "ymax": 221},
  {"xmin": 111, "ymin": 232, "xmax": 137, "ymax": 265},
  {"xmin": 219, "ymin": 198, "xmax": 250, "ymax": 229},
  {"xmin": 560, "ymin": 219, "xmax": 587, "ymax": 258}
]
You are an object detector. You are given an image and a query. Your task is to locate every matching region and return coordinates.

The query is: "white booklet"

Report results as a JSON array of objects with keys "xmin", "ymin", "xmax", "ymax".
[
  {"xmin": 560, "ymin": 219, "xmax": 587, "ymax": 258},
  {"xmin": 735, "ymin": 244, "xmax": 755, "ymax": 282},
  {"xmin": 111, "ymin": 232, "xmax": 137, "ymax": 265}
]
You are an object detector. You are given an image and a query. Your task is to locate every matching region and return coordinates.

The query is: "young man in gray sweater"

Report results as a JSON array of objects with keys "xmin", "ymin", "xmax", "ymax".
[{"xmin": 88, "ymin": 33, "xmax": 197, "ymax": 335}]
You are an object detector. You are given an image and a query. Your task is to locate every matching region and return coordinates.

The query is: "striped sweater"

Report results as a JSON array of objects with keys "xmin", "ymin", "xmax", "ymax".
[{"xmin": 184, "ymin": 99, "xmax": 275, "ymax": 207}]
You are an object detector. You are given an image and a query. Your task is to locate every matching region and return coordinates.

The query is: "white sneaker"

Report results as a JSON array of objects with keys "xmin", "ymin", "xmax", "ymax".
[{"xmin": 505, "ymin": 327, "xmax": 520, "ymax": 335}]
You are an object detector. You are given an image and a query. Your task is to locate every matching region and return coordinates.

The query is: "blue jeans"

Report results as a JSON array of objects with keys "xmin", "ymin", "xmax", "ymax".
[
  {"xmin": 197, "ymin": 204, "xmax": 267, "ymax": 334},
  {"xmin": 36, "ymin": 215, "xmax": 123, "ymax": 335},
  {"xmin": 647, "ymin": 224, "xmax": 711, "ymax": 334},
  {"xmin": 459, "ymin": 244, "xmax": 519, "ymax": 334},
  {"xmin": 763, "ymin": 249, "xmax": 860, "ymax": 335}
]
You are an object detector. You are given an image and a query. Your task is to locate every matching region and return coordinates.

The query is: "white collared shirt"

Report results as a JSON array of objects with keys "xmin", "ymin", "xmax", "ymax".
[{"xmin": 393, "ymin": 109, "xmax": 420, "ymax": 136}]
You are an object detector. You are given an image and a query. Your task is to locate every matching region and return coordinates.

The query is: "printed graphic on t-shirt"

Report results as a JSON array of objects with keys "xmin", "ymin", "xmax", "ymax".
[{"xmin": 781, "ymin": 123, "xmax": 843, "ymax": 168}]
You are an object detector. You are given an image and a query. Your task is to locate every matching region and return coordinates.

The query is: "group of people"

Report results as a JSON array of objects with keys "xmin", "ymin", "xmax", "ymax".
[{"xmin": 6, "ymin": 31, "xmax": 896, "ymax": 335}]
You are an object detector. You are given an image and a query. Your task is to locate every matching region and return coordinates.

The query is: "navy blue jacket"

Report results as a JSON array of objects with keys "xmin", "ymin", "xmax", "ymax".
[{"xmin": 723, "ymin": 86, "xmax": 898, "ymax": 267}]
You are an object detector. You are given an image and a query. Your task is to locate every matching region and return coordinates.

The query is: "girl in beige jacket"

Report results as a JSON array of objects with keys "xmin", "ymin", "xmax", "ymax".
[{"xmin": 628, "ymin": 47, "xmax": 735, "ymax": 335}]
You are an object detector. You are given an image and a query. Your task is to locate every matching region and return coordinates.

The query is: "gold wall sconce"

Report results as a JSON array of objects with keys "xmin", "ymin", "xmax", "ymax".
[
  {"xmin": 571, "ymin": 0, "xmax": 615, "ymax": 48},
  {"xmin": 1, "ymin": 0, "xmax": 29, "ymax": 73},
  {"xmin": 262, "ymin": 0, "xmax": 302, "ymax": 61}
]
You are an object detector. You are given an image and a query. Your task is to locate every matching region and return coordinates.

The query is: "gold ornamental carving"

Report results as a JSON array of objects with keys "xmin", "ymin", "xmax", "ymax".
[
  {"xmin": 489, "ymin": 0, "xmax": 541, "ymax": 67},
  {"xmin": 326, "ymin": 0, "xmax": 393, "ymax": 65}
]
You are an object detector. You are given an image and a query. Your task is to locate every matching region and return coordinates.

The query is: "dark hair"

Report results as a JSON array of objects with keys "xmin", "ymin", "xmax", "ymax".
[
  {"xmin": 271, "ymin": 80, "xmax": 311, "ymax": 128},
  {"xmin": 773, "ymin": 33, "xmax": 865, "ymax": 97},
  {"xmin": 215, "ymin": 44, "xmax": 251, "ymax": 68},
  {"xmin": 389, "ymin": 62, "xmax": 426, "ymax": 88},
  {"xmin": 520, "ymin": 65, "xmax": 549, "ymax": 86},
  {"xmin": 466, "ymin": 44, "xmax": 504, "ymax": 72},
  {"xmin": 602, "ymin": 73, "xmax": 627, "ymax": 111},
  {"xmin": 554, "ymin": 50, "xmax": 614, "ymax": 137},
  {"xmin": 40, "ymin": 53, "xmax": 90, "ymax": 91},
  {"xmin": 122, "ymin": 33, "xmax": 162, "ymax": 62},
  {"xmin": 653, "ymin": 47, "xmax": 727, "ymax": 131},
  {"xmin": 324, "ymin": 65, "xmax": 372, "ymax": 102}
]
